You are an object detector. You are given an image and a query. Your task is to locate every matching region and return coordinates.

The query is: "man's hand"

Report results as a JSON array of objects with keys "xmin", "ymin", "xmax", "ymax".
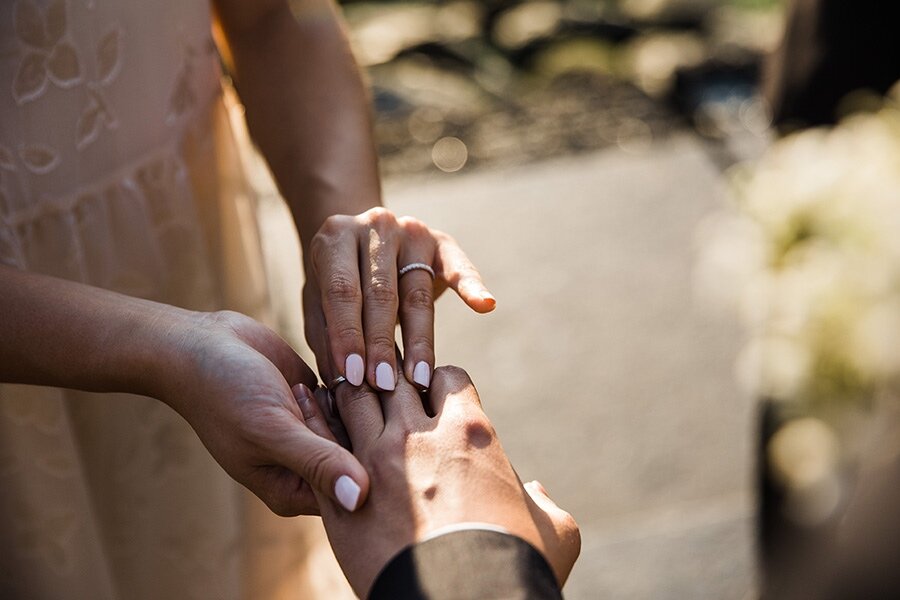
[
  {"xmin": 294, "ymin": 365, "xmax": 580, "ymax": 597},
  {"xmin": 303, "ymin": 207, "xmax": 495, "ymax": 392}
]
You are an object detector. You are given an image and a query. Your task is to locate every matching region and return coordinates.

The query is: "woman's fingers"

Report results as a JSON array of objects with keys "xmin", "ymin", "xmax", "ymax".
[
  {"xmin": 433, "ymin": 232, "xmax": 496, "ymax": 314},
  {"xmin": 281, "ymin": 384, "xmax": 370, "ymax": 512},
  {"xmin": 359, "ymin": 209, "xmax": 401, "ymax": 391},
  {"xmin": 302, "ymin": 282, "xmax": 336, "ymax": 382},
  {"xmin": 397, "ymin": 217, "xmax": 436, "ymax": 389},
  {"xmin": 310, "ymin": 217, "xmax": 366, "ymax": 386},
  {"xmin": 381, "ymin": 357, "xmax": 428, "ymax": 426},
  {"xmin": 212, "ymin": 310, "xmax": 320, "ymax": 389},
  {"xmin": 308, "ymin": 209, "xmax": 491, "ymax": 395}
]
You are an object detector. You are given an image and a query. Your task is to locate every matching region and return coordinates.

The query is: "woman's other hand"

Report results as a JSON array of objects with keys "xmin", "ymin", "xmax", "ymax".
[
  {"xmin": 0, "ymin": 266, "xmax": 368, "ymax": 516},
  {"xmin": 159, "ymin": 310, "xmax": 369, "ymax": 516},
  {"xmin": 303, "ymin": 207, "xmax": 495, "ymax": 393},
  {"xmin": 297, "ymin": 365, "xmax": 580, "ymax": 596}
]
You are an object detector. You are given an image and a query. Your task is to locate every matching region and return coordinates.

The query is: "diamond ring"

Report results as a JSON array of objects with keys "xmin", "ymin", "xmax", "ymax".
[{"xmin": 399, "ymin": 262, "xmax": 435, "ymax": 278}]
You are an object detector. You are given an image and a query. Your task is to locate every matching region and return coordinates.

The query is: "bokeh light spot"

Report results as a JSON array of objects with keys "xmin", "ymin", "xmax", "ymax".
[{"xmin": 431, "ymin": 136, "xmax": 468, "ymax": 172}]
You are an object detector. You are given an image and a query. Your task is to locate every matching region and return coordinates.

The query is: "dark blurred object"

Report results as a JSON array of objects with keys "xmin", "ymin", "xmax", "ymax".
[
  {"xmin": 763, "ymin": 0, "xmax": 900, "ymax": 131},
  {"xmin": 671, "ymin": 58, "xmax": 761, "ymax": 134},
  {"xmin": 757, "ymin": 401, "xmax": 845, "ymax": 600},
  {"xmin": 762, "ymin": 402, "xmax": 900, "ymax": 600}
]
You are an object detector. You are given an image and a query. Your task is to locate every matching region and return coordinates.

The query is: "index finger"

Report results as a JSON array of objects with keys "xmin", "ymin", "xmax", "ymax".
[
  {"xmin": 433, "ymin": 232, "xmax": 496, "ymax": 313},
  {"xmin": 310, "ymin": 222, "xmax": 367, "ymax": 387}
]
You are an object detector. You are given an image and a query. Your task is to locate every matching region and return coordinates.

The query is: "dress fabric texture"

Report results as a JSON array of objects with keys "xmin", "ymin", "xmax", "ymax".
[{"xmin": 0, "ymin": 1, "xmax": 350, "ymax": 598}]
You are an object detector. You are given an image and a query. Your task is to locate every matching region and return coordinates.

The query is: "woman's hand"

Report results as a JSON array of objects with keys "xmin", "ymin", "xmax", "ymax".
[
  {"xmin": 0, "ymin": 266, "xmax": 368, "ymax": 516},
  {"xmin": 296, "ymin": 365, "xmax": 580, "ymax": 596},
  {"xmin": 158, "ymin": 310, "xmax": 369, "ymax": 516},
  {"xmin": 303, "ymin": 207, "xmax": 495, "ymax": 392}
]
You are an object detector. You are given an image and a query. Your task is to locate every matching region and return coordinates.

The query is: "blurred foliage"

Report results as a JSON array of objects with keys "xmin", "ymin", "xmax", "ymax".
[{"xmin": 696, "ymin": 86, "xmax": 900, "ymax": 411}]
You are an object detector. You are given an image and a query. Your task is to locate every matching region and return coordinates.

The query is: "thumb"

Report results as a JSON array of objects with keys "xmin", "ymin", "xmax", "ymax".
[
  {"xmin": 524, "ymin": 480, "xmax": 581, "ymax": 585},
  {"xmin": 524, "ymin": 480, "xmax": 559, "ymax": 513},
  {"xmin": 274, "ymin": 385, "xmax": 370, "ymax": 512}
]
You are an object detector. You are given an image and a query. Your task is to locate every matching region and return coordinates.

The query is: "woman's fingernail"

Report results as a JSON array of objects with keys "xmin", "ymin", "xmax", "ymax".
[
  {"xmin": 413, "ymin": 361, "xmax": 431, "ymax": 388},
  {"xmin": 375, "ymin": 362, "xmax": 395, "ymax": 391},
  {"xmin": 345, "ymin": 354, "xmax": 364, "ymax": 386},
  {"xmin": 335, "ymin": 475, "xmax": 361, "ymax": 512},
  {"xmin": 480, "ymin": 291, "xmax": 496, "ymax": 307}
]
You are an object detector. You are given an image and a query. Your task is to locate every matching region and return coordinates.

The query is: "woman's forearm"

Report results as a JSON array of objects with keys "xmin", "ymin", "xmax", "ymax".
[
  {"xmin": 0, "ymin": 265, "xmax": 190, "ymax": 398},
  {"xmin": 214, "ymin": 0, "xmax": 382, "ymax": 249}
]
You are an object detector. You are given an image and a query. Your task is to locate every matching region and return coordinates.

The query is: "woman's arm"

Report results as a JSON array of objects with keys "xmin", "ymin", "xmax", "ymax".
[
  {"xmin": 212, "ymin": 0, "xmax": 379, "ymax": 244},
  {"xmin": 212, "ymin": 0, "xmax": 495, "ymax": 392},
  {"xmin": 0, "ymin": 265, "xmax": 369, "ymax": 514},
  {"xmin": 0, "ymin": 264, "xmax": 187, "ymax": 396}
]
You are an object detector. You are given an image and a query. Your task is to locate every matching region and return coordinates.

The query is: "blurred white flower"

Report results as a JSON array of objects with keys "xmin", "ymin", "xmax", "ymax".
[{"xmin": 697, "ymin": 90, "xmax": 900, "ymax": 406}]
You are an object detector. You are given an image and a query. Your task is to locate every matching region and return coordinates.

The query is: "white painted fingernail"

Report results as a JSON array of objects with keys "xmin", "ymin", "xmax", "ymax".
[
  {"xmin": 413, "ymin": 361, "xmax": 431, "ymax": 388},
  {"xmin": 345, "ymin": 354, "xmax": 364, "ymax": 386},
  {"xmin": 334, "ymin": 475, "xmax": 361, "ymax": 512},
  {"xmin": 375, "ymin": 362, "xmax": 395, "ymax": 391}
]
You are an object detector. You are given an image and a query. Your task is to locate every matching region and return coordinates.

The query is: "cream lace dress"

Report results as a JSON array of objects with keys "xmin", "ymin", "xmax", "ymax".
[{"xmin": 0, "ymin": 1, "xmax": 351, "ymax": 598}]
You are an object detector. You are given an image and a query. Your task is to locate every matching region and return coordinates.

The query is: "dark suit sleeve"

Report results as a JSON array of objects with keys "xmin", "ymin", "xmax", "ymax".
[{"xmin": 368, "ymin": 529, "xmax": 563, "ymax": 600}]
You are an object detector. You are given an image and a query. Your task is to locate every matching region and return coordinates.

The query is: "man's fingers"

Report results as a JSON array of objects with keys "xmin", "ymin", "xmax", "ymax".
[
  {"xmin": 524, "ymin": 480, "xmax": 582, "ymax": 585},
  {"xmin": 524, "ymin": 480, "xmax": 560, "ymax": 513},
  {"xmin": 360, "ymin": 209, "xmax": 401, "ymax": 391},
  {"xmin": 333, "ymin": 380, "xmax": 385, "ymax": 445},
  {"xmin": 311, "ymin": 218, "xmax": 366, "ymax": 387},
  {"xmin": 313, "ymin": 386, "xmax": 352, "ymax": 450},
  {"xmin": 273, "ymin": 385, "xmax": 369, "ymax": 512},
  {"xmin": 425, "ymin": 365, "xmax": 482, "ymax": 416},
  {"xmin": 397, "ymin": 217, "xmax": 436, "ymax": 389},
  {"xmin": 294, "ymin": 384, "xmax": 337, "ymax": 442},
  {"xmin": 433, "ymin": 233, "xmax": 495, "ymax": 314}
]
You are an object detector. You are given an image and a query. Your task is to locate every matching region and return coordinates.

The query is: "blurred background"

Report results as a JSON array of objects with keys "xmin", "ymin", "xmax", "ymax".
[
  {"xmin": 251, "ymin": 0, "xmax": 900, "ymax": 598},
  {"xmin": 342, "ymin": 0, "xmax": 779, "ymax": 177}
]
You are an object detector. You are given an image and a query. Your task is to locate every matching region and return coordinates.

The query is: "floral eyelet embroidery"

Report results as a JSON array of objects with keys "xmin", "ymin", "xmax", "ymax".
[{"xmin": 13, "ymin": 0, "xmax": 83, "ymax": 105}]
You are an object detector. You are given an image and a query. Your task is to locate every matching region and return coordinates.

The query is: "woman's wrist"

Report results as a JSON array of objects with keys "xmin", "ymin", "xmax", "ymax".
[
  {"xmin": 0, "ymin": 265, "xmax": 202, "ymax": 401},
  {"xmin": 112, "ymin": 301, "xmax": 203, "ymax": 404}
]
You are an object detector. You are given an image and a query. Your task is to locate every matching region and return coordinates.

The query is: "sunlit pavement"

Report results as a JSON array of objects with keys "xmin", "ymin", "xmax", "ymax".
[{"xmin": 258, "ymin": 132, "xmax": 757, "ymax": 599}]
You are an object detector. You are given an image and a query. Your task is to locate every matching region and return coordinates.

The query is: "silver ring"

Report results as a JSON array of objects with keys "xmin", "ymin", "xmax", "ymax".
[
  {"xmin": 329, "ymin": 375, "xmax": 347, "ymax": 390},
  {"xmin": 399, "ymin": 262, "xmax": 435, "ymax": 279}
]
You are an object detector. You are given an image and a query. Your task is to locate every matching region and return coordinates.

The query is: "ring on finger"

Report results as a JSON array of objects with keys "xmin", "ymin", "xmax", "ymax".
[
  {"xmin": 329, "ymin": 375, "xmax": 348, "ymax": 390},
  {"xmin": 398, "ymin": 262, "xmax": 435, "ymax": 279}
]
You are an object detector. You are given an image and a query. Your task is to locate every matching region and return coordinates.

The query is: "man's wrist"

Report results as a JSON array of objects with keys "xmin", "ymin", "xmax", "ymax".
[
  {"xmin": 368, "ymin": 529, "xmax": 563, "ymax": 600},
  {"xmin": 419, "ymin": 522, "xmax": 512, "ymax": 543}
]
